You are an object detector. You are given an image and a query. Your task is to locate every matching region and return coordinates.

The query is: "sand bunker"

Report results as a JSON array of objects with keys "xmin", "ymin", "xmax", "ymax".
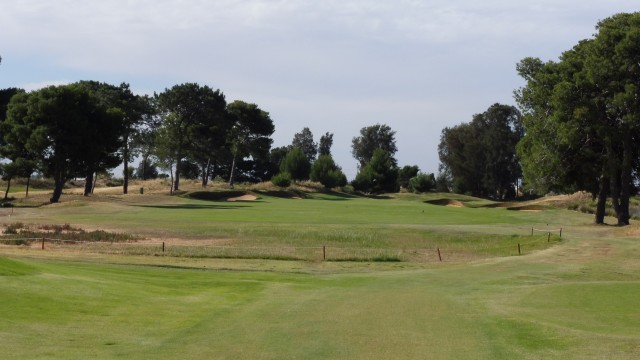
[
  {"xmin": 426, "ymin": 199, "xmax": 465, "ymax": 207},
  {"xmin": 506, "ymin": 205, "xmax": 546, "ymax": 212},
  {"xmin": 227, "ymin": 195, "xmax": 258, "ymax": 202}
]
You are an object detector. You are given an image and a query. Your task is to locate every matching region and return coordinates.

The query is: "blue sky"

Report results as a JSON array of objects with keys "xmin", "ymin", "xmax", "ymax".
[{"xmin": 1, "ymin": 1, "xmax": 638, "ymax": 179}]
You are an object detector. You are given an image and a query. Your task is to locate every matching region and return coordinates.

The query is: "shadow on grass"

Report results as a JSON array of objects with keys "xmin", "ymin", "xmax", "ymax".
[{"xmin": 134, "ymin": 204, "xmax": 250, "ymax": 210}]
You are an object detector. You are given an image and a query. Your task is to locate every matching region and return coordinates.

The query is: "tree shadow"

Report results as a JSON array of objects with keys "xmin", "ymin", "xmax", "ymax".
[{"xmin": 135, "ymin": 204, "xmax": 250, "ymax": 210}]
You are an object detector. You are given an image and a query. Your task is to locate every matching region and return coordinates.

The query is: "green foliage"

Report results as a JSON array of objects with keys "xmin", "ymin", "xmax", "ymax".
[
  {"xmin": 439, "ymin": 103, "xmax": 521, "ymax": 199},
  {"xmin": 352, "ymin": 149, "xmax": 399, "ymax": 194},
  {"xmin": 226, "ymin": 100, "xmax": 275, "ymax": 186},
  {"xmin": 156, "ymin": 83, "xmax": 228, "ymax": 191},
  {"xmin": 515, "ymin": 13, "xmax": 640, "ymax": 225},
  {"xmin": 408, "ymin": 172, "xmax": 436, "ymax": 193},
  {"xmin": 310, "ymin": 154, "xmax": 347, "ymax": 188},
  {"xmin": 398, "ymin": 165, "xmax": 419, "ymax": 189},
  {"xmin": 280, "ymin": 147, "xmax": 310, "ymax": 181},
  {"xmin": 290, "ymin": 127, "xmax": 317, "ymax": 162},
  {"xmin": 351, "ymin": 124, "xmax": 398, "ymax": 168},
  {"xmin": 271, "ymin": 172, "xmax": 292, "ymax": 188},
  {"xmin": 318, "ymin": 132, "xmax": 333, "ymax": 156}
]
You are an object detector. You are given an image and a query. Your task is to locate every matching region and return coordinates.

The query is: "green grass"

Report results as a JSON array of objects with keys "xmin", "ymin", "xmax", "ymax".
[{"xmin": 0, "ymin": 189, "xmax": 638, "ymax": 358}]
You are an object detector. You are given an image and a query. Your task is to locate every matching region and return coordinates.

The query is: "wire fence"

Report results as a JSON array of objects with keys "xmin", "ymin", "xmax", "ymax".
[{"xmin": 0, "ymin": 228, "xmax": 563, "ymax": 263}]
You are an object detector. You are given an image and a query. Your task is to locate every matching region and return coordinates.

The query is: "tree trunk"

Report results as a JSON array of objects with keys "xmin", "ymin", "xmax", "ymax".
[
  {"xmin": 201, "ymin": 157, "xmax": 211, "ymax": 188},
  {"xmin": 618, "ymin": 132, "xmax": 632, "ymax": 226},
  {"xmin": 606, "ymin": 139, "xmax": 622, "ymax": 220},
  {"xmin": 123, "ymin": 144, "xmax": 129, "ymax": 195},
  {"xmin": 595, "ymin": 173, "xmax": 609, "ymax": 224},
  {"xmin": 50, "ymin": 174, "xmax": 65, "ymax": 203},
  {"xmin": 25, "ymin": 176, "xmax": 30, "ymax": 198},
  {"xmin": 92, "ymin": 172, "xmax": 98, "ymax": 194},
  {"xmin": 229, "ymin": 152, "xmax": 237, "ymax": 189},
  {"xmin": 84, "ymin": 172, "xmax": 94, "ymax": 196},
  {"xmin": 4, "ymin": 177, "xmax": 11, "ymax": 200},
  {"xmin": 174, "ymin": 156, "xmax": 181, "ymax": 192}
]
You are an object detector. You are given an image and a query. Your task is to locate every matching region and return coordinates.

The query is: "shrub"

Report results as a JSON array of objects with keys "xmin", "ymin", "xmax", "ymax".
[
  {"xmin": 408, "ymin": 172, "xmax": 436, "ymax": 193},
  {"xmin": 271, "ymin": 172, "xmax": 292, "ymax": 188}
]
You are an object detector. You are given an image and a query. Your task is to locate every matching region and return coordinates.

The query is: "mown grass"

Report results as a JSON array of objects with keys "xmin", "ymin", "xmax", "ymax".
[{"xmin": 0, "ymin": 188, "xmax": 638, "ymax": 358}]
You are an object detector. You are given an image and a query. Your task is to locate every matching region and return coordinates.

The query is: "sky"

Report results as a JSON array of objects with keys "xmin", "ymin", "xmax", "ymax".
[{"xmin": 1, "ymin": 1, "xmax": 638, "ymax": 179}]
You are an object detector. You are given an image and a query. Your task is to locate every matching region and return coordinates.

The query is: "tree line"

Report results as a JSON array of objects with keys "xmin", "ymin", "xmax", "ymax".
[
  {"xmin": 2, "ymin": 12, "xmax": 639, "ymax": 226},
  {"xmin": 0, "ymin": 78, "xmax": 441, "ymax": 203},
  {"xmin": 439, "ymin": 12, "xmax": 640, "ymax": 226}
]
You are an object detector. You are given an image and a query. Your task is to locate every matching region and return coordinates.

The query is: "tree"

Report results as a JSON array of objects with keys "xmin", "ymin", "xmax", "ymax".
[
  {"xmin": 318, "ymin": 132, "xmax": 334, "ymax": 156},
  {"xmin": 156, "ymin": 83, "xmax": 227, "ymax": 191},
  {"xmin": 310, "ymin": 154, "xmax": 347, "ymax": 188},
  {"xmin": 280, "ymin": 147, "xmax": 310, "ymax": 181},
  {"xmin": 4, "ymin": 84, "xmax": 121, "ymax": 203},
  {"xmin": 352, "ymin": 149, "xmax": 399, "ymax": 194},
  {"xmin": 515, "ymin": 12, "xmax": 640, "ymax": 225},
  {"xmin": 351, "ymin": 124, "xmax": 398, "ymax": 168},
  {"xmin": 291, "ymin": 127, "xmax": 317, "ymax": 162},
  {"xmin": 398, "ymin": 165, "xmax": 419, "ymax": 189},
  {"xmin": 74, "ymin": 81, "xmax": 129, "ymax": 196},
  {"xmin": 226, "ymin": 100, "xmax": 274, "ymax": 187},
  {"xmin": 134, "ymin": 158, "xmax": 159, "ymax": 180},
  {"xmin": 438, "ymin": 104, "xmax": 522, "ymax": 199}
]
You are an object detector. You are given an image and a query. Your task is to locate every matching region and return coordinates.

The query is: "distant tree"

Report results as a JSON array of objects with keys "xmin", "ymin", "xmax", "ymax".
[
  {"xmin": 156, "ymin": 83, "xmax": 226, "ymax": 191},
  {"xmin": 438, "ymin": 103, "xmax": 522, "ymax": 199},
  {"xmin": 310, "ymin": 154, "xmax": 347, "ymax": 188},
  {"xmin": 134, "ymin": 159, "xmax": 159, "ymax": 180},
  {"xmin": 266, "ymin": 146, "xmax": 289, "ymax": 179},
  {"xmin": 351, "ymin": 124, "xmax": 398, "ymax": 168},
  {"xmin": 280, "ymin": 147, "xmax": 310, "ymax": 181},
  {"xmin": 398, "ymin": 165, "xmax": 419, "ymax": 189},
  {"xmin": 226, "ymin": 100, "xmax": 274, "ymax": 188},
  {"xmin": 291, "ymin": 127, "xmax": 317, "ymax": 162},
  {"xmin": 318, "ymin": 132, "xmax": 334, "ymax": 156},
  {"xmin": 352, "ymin": 149, "xmax": 399, "ymax": 194}
]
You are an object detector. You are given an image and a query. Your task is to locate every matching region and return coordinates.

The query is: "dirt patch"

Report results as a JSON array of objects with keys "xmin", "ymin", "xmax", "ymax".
[
  {"xmin": 426, "ymin": 199, "xmax": 465, "ymax": 207},
  {"xmin": 227, "ymin": 195, "xmax": 258, "ymax": 202}
]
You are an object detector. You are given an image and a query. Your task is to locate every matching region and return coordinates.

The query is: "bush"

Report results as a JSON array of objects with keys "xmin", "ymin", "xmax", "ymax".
[
  {"xmin": 408, "ymin": 172, "xmax": 436, "ymax": 193},
  {"xmin": 271, "ymin": 172, "xmax": 292, "ymax": 188}
]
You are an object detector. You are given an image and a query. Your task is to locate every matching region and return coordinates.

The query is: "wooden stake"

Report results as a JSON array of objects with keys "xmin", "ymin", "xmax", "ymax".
[
  {"xmin": 162, "ymin": 242, "xmax": 165, "ymax": 253},
  {"xmin": 323, "ymin": 246, "xmax": 326, "ymax": 261},
  {"xmin": 42, "ymin": 237, "xmax": 45, "ymax": 250},
  {"xmin": 437, "ymin": 248, "xmax": 442, "ymax": 262},
  {"xmin": 518, "ymin": 243, "xmax": 521, "ymax": 255}
]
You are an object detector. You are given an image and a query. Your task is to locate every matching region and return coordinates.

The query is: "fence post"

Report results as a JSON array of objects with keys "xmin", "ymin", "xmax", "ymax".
[
  {"xmin": 547, "ymin": 232, "xmax": 551, "ymax": 242},
  {"xmin": 162, "ymin": 242, "xmax": 165, "ymax": 253},
  {"xmin": 560, "ymin": 228, "xmax": 562, "ymax": 238},
  {"xmin": 531, "ymin": 227, "xmax": 533, "ymax": 236},
  {"xmin": 518, "ymin": 243, "xmax": 521, "ymax": 255},
  {"xmin": 437, "ymin": 248, "xmax": 442, "ymax": 262},
  {"xmin": 323, "ymin": 246, "xmax": 326, "ymax": 261},
  {"xmin": 42, "ymin": 237, "xmax": 45, "ymax": 250}
]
